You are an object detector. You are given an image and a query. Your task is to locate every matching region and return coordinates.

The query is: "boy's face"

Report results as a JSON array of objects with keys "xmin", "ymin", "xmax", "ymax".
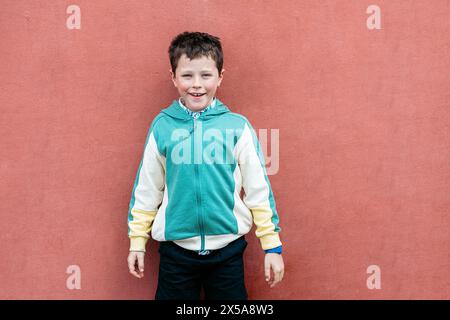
[{"xmin": 170, "ymin": 54, "xmax": 224, "ymax": 112}]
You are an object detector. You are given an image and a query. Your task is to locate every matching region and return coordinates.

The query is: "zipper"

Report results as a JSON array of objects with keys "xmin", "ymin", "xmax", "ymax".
[{"xmin": 193, "ymin": 117, "xmax": 206, "ymax": 253}]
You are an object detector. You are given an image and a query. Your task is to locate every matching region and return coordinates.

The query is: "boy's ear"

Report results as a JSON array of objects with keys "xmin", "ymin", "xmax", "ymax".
[
  {"xmin": 169, "ymin": 69, "xmax": 177, "ymax": 87},
  {"xmin": 218, "ymin": 68, "xmax": 225, "ymax": 87}
]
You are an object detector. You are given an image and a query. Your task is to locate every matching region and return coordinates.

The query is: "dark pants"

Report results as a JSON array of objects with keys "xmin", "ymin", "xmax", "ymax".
[{"xmin": 155, "ymin": 236, "xmax": 248, "ymax": 300}]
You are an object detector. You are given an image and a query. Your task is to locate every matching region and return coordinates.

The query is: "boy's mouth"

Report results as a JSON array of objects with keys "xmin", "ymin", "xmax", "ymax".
[{"xmin": 189, "ymin": 93, "xmax": 206, "ymax": 98}]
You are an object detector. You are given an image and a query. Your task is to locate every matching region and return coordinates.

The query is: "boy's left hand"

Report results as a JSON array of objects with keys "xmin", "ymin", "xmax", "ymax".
[{"xmin": 264, "ymin": 253, "xmax": 285, "ymax": 288}]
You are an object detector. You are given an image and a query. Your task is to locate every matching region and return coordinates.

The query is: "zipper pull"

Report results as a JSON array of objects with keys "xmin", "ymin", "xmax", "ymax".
[{"xmin": 187, "ymin": 118, "xmax": 195, "ymax": 136}]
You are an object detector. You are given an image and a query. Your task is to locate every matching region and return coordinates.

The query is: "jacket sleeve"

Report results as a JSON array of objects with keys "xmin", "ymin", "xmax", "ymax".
[
  {"xmin": 127, "ymin": 123, "xmax": 165, "ymax": 252},
  {"xmin": 236, "ymin": 120, "xmax": 282, "ymax": 251}
]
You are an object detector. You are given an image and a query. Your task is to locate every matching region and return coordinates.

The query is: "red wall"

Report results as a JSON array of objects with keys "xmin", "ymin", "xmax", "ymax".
[{"xmin": 0, "ymin": 0, "xmax": 449, "ymax": 299}]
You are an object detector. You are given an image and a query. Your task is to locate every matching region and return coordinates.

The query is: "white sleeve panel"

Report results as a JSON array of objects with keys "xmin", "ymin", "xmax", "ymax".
[
  {"xmin": 236, "ymin": 123, "xmax": 270, "ymax": 208},
  {"xmin": 132, "ymin": 131, "xmax": 166, "ymax": 211}
]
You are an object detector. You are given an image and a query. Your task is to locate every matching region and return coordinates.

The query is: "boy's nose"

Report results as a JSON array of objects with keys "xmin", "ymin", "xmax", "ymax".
[{"xmin": 193, "ymin": 76, "xmax": 202, "ymax": 87}]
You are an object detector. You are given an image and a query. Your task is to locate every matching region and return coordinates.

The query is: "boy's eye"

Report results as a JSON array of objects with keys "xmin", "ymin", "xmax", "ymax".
[{"xmin": 182, "ymin": 74, "xmax": 211, "ymax": 77}]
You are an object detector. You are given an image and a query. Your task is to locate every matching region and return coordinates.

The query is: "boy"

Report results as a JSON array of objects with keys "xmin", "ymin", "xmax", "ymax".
[{"xmin": 127, "ymin": 31, "xmax": 284, "ymax": 300}]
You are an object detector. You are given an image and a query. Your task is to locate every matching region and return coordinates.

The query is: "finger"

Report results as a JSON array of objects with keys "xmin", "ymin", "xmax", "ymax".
[
  {"xmin": 264, "ymin": 260, "xmax": 271, "ymax": 282},
  {"xmin": 128, "ymin": 255, "xmax": 141, "ymax": 278},
  {"xmin": 129, "ymin": 263, "xmax": 140, "ymax": 277},
  {"xmin": 272, "ymin": 268, "xmax": 282, "ymax": 287},
  {"xmin": 127, "ymin": 255, "xmax": 134, "ymax": 272},
  {"xmin": 269, "ymin": 273, "xmax": 277, "ymax": 287},
  {"xmin": 137, "ymin": 254, "xmax": 145, "ymax": 277},
  {"xmin": 268, "ymin": 271, "xmax": 275, "ymax": 286},
  {"xmin": 269, "ymin": 266, "xmax": 283, "ymax": 288}
]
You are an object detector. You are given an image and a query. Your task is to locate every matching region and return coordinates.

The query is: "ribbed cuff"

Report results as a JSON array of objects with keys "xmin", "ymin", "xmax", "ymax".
[
  {"xmin": 264, "ymin": 245, "xmax": 282, "ymax": 254},
  {"xmin": 129, "ymin": 237, "xmax": 148, "ymax": 252}
]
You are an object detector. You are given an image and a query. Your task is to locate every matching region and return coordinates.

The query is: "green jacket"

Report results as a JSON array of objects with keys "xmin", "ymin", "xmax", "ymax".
[{"xmin": 128, "ymin": 98, "xmax": 281, "ymax": 252}]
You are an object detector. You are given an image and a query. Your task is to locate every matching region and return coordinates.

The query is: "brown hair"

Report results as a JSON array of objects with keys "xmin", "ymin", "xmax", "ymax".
[{"xmin": 168, "ymin": 31, "xmax": 223, "ymax": 76}]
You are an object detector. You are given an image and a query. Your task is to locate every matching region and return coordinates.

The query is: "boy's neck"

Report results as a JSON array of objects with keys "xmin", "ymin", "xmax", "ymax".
[{"xmin": 179, "ymin": 97, "xmax": 215, "ymax": 112}]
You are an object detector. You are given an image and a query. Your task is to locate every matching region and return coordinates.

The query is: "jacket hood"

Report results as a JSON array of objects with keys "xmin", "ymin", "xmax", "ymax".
[{"xmin": 161, "ymin": 98, "xmax": 230, "ymax": 121}]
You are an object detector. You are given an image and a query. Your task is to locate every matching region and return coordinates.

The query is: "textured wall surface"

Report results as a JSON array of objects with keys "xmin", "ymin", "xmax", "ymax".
[{"xmin": 0, "ymin": 0, "xmax": 449, "ymax": 299}]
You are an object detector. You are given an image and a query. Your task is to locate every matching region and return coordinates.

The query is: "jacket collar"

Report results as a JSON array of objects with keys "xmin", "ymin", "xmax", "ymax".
[{"xmin": 161, "ymin": 97, "xmax": 230, "ymax": 120}]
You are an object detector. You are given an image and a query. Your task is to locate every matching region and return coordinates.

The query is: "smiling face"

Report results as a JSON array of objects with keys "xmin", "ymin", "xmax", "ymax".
[{"xmin": 170, "ymin": 54, "xmax": 225, "ymax": 112}]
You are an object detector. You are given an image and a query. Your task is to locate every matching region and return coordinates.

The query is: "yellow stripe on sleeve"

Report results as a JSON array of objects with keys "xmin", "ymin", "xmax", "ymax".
[
  {"xmin": 250, "ymin": 206, "xmax": 282, "ymax": 250},
  {"xmin": 128, "ymin": 209, "xmax": 158, "ymax": 252}
]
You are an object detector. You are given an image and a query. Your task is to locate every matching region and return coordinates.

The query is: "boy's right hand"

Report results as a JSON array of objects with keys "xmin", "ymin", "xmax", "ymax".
[{"xmin": 127, "ymin": 251, "xmax": 145, "ymax": 278}]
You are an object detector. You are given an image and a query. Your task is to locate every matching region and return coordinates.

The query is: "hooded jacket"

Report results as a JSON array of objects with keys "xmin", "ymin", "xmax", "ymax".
[{"xmin": 127, "ymin": 98, "xmax": 282, "ymax": 253}]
